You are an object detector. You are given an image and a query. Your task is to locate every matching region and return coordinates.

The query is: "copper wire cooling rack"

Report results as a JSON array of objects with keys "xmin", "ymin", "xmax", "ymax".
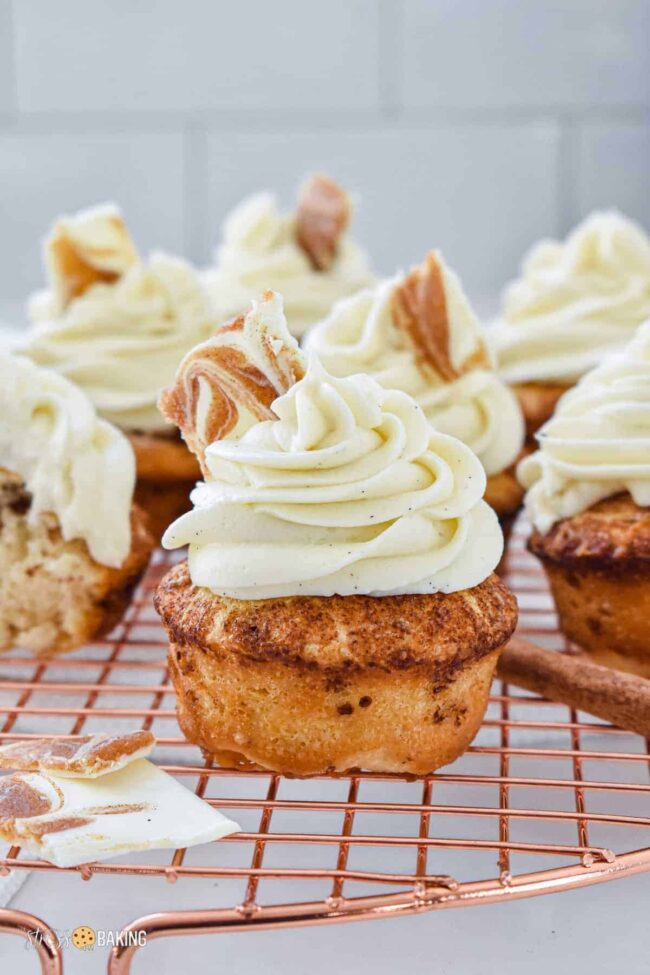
[{"xmin": 1, "ymin": 515, "xmax": 650, "ymax": 974}]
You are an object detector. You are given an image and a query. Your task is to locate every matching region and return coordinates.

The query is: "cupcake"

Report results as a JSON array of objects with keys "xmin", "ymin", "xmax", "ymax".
[
  {"xmin": 23, "ymin": 204, "xmax": 216, "ymax": 538},
  {"xmin": 0, "ymin": 353, "xmax": 154, "ymax": 656},
  {"xmin": 203, "ymin": 174, "xmax": 374, "ymax": 339},
  {"xmin": 307, "ymin": 251, "xmax": 526, "ymax": 531},
  {"xmin": 519, "ymin": 320, "xmax": 650, "ymax": 676},
  {"xmin": 154, "ymin": 291, "xmax": 517, "ymax": 776},
  {"xmin": 491, "ymin": 211, "xmax": 650, "ymax": 437}
]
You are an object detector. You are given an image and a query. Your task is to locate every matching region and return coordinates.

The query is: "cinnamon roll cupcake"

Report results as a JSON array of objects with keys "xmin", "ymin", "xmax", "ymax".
[
  {"xmin": 203, "ymin": 173, "xmax": 374, "ymax": 338},
  {"xmin": 0, "ymin": 354, "xmax": 153, "ymax": 656},
  {"xmin": 154, "ymin": 291, "xmax": 517, "ymax": 775},
  {"xmin": 307, "ymin": 251, "xmax": 527, "ymax": 538},
  {"xmin": 492, "ymin": 211, "xmax": 650, "ymax": 436},
  {"xmin": 519, "ymin": 320, "xmax": 650, "ymax": 676},
  {"xmin": 23, "ymin": 204, "xmax": 216, "ymax": 538}
]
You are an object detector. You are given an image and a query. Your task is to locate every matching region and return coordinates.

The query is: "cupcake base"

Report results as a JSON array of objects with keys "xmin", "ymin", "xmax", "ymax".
[
  {"xmin": 155, "ymin": 564, "xmax": 518, "ymax": 776},
  {"xmin": 129, "ymin": 431, "xmax": 201, "ymax": 541},
  {"xmin": 529, "ymin": 493, "xmax": 650, "ymax": 677},
  {"xmin": 512, "ymin": 381, "xmax": 569, "ymax": 438},
  {"xmin": 0, "ymin": 471, "xmax": 153, "ymax": 657}
]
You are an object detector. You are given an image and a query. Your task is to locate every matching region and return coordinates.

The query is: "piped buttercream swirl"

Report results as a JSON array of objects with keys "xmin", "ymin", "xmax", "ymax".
[
  {"xmin": 307, "ymin": 252, "xmax": 524, "ymax": 477},
  {"xmin": 0, "ymin": 353, "xmax": 135, "ymax": 567},
  {"xmin": 24, "ymin": 205, "xmax": 215, "ymax": 433},
  {"xmin": 203, "ymin": 177, "xmax": 374, "ymax": 337},
  {"xmin": 492, "ymin": 211, "xmax": 650, "ymax": 385},
  {"xmin": 162, "ymin": 292, "xmax": 502, "ymax": 598},
  {"xmin": 519, "ymin": 319, "xmax": 650, "ymax": 532}
]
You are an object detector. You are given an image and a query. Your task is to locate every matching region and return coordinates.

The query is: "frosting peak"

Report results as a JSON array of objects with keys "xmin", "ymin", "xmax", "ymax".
[
  {"xmin": 162, "ymin": 293, "xmax": 503, "ymax": 598},
  {"xmin": 492, "ymin": 211, "xmax": 650, "ymax": 384},
  {"xmin": 519, "ymin": 319, "xmax": 650, "ymax": 532},
  {"xmin": 0, "ymin": 354, "xmax": 135, "ymax": 567},
  {"xmin": 203, "ymin": 175, "xmax": 374, "ymax": 337},
  {"xmin": 24, "ymin": 205, "xmax": 216, "ymax": 433},
  {"xmin": 307, "ymin": 251, "xmax": 524, "ymax": 477}
]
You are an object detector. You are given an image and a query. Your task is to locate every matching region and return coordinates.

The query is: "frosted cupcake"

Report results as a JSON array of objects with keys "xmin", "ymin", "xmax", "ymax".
[
  {"xmin": 154, "ymin": 291, "xmax": 517, "ymax": 775},
  {"xmin": 203, "ymin": 174, "xmax": 374, "ymax": 338},
  {"xmin": 307, "ymin": 251, "xmax": 526, "ymax": 526},
  {"xmin": 23, "ymin": 204, "xmax": 216, "ymax": 538},
  {"xmin": 492, "ymin": 211, "xmax": 650, "ymax": 436},
  {"xmin": 519, "ymin": 320, "xmax": 650, "ymax": 676},
  {"xmin": 0, "ymin": 354, "xmax": 153, "ymax": 655}
]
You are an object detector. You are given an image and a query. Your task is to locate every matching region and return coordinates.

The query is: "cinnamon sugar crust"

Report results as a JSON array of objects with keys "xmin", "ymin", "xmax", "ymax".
[
  {"xmin": 529, "ymin": 493, "xmax": 650, "ymax": 574},
  {"xmin": 154, "ymin": 563, "xmax": 516, "ymax": 680}
]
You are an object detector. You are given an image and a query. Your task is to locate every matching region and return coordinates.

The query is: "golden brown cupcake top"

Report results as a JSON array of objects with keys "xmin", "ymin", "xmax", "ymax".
[
  {"xmin": 155, "ymin": 561, "xmax": 517, "ymax": 680},
  {"xmin": 529, "ymin": 492, "xmax": 650, "ymax": 573}
]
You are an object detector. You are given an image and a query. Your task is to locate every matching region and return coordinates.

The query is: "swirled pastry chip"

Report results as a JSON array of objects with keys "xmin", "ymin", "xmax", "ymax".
[
  {"xmin": 0, "ymin": 759, "xmax": 239, "ymax": 868},
  {"xmin": 44, "ymin": 203, "xmax": 139, "ymax": 311},
  {"xmin": 295, "ymin": 173, "xmax": 351, "ymax": 271},
  {"xmin": 0, "ymin": 731, "xmax": 154, "ymax": 778},
  {"xmin": 159, "ymin": 290, "xmax": 305, "ymax": 472},
  {"xmin": 392, "ymin": 251, "xmax": 491, "ymax": 382}
]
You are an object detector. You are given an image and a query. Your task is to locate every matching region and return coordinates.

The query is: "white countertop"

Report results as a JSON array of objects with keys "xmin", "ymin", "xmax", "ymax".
[{"xmin": 2, "ymin": 865, "xmax": 648, "ymax": 974}]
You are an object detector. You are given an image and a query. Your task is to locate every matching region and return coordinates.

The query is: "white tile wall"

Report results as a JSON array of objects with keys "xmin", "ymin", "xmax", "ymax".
[
  {"xmin": 0, "ymin": 0, "xmax": 648, "ymax": 306},
  {"xmin": 0, "ymin": 2, "xmax": 14, "ymax": 114},
  {"xmin": 0, "ymin": 132, "xmax": 185, "ymax": 304},
  {"xmin": 402, "ymin": 0, "xmax": 650, "ymax": 110},
  {"xmin": 13, "ymin": 0, "xmax": 381, "ymax": 113},
  {"xmin": 206, "ymin": 123, "xmax": 561, "ymax": 296},
  {"xmin": 575, "ymin": 122, "xmax": 650, "ymax": 228}
]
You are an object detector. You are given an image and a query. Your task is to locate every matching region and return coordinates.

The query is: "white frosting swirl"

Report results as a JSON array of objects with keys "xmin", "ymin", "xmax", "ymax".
[
  {"xmin": 519, "ymin": 319, "xmax": 650, "ymax": 532},
  {"xmin": 163, "ymin": 356, "xmax": 502, "ymax": 598},
  {"xmin": 25, "ymin": 253, "xmax": 216, "ymax": 433},
  {"xmin": 307, "ymin": 260, "xmax": 524, "ymax": 477},
  {"xmin": 0, "ymin": 354, "xmax": 135, "ymax": 567},
  {"xmin": 492, "ymin": 211, "xmax": 650, "ymax": 385},
  {"xmin": 203, "ymin": 192, "xmax": 374, "ymax": 337}
]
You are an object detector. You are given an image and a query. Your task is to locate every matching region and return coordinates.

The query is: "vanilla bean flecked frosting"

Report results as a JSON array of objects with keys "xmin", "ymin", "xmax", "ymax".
[
  {"xmin": 203, "ymin": 175, "xmax": 375, "ymax": 338},
  {"xmin": 0, "ymin": 353, "xmax": 135, "ymax": 567},
  {"xmin": 161, "ymin": 292, "xmax": 503, "ymax": 598},
  {"xmin": 519, "ymin": 319, "xmax": 650, "ymax": 532},
  {"xmin": 492, "ymin": 211, "xmax": 650, "ymax": 385},
  {"xmin": 307, "ymin": 251, "xmax": 524, "ymax": 477},
  {"xmin": 23, "ymin": 204, "xmax": 216, "ymax": 433}
]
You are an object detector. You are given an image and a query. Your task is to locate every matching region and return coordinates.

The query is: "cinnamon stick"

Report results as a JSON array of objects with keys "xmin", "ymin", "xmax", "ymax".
[{"xmin": 497, "ymin": 636, "xmax": 650, "ymax": 738}]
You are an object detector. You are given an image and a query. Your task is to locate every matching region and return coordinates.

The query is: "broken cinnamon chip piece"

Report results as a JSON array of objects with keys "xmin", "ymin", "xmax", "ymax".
[
  {"xmin": 0, "ymin": 760, "xmax": 239, "ymax": 868},
  {"xmin": 391, "ymin": 251, "xmax": 490, "ymax": 383},
  {"xmin": 0, "ymin": 731, "xmax": 154, "ymax": 779},
  {"xmin": 295, "ymin": 173, "xmax": 350, "ymax": 271},
  {"xmin": 45, "ymin": 203, "xmax": 139, "ymax": 311},
  {"xmin": 159, "ymin": 290, "xmax": 306, "ymax": 473}
]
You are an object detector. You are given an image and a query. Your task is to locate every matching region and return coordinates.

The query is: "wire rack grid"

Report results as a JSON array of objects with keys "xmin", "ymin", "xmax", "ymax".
[{"xmin": 0, "ymin": 515, "xmax": 649, "ymax": 974}]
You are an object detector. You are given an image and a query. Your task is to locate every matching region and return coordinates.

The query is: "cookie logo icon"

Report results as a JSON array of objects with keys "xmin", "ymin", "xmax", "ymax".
[{"xmin": 72, "ymin": 926, "xmax": 96, "ymax": 950}]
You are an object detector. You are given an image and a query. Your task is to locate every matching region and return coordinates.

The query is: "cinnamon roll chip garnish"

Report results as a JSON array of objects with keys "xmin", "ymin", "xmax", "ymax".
[
  {"xmin": 160, "ymin": 291, "xmax": 305, "ymax": 473},
  {"xmin": 0, "ymin": 731, "xmax": 154, "ymax": 778},
  {"xmin": 392, "ymin": 252, "xmax": 490, "ymax": 382},
  {"xmin": 45, "ymin": 205, "xmax": 139, "ymax": 310},
  {"xmin": 295, "ymin": 174, "xmax": 351, "ymax": 271}
]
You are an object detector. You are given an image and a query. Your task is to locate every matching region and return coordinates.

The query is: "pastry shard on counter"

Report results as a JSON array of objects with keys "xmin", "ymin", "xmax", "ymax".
[
  {"xmin": 0, "ymin": 731, "xmax": 154, "ymax": 778},
  {"xmin": 0, "ymin": 734, "xmax": 239, "ymax": 868}
]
